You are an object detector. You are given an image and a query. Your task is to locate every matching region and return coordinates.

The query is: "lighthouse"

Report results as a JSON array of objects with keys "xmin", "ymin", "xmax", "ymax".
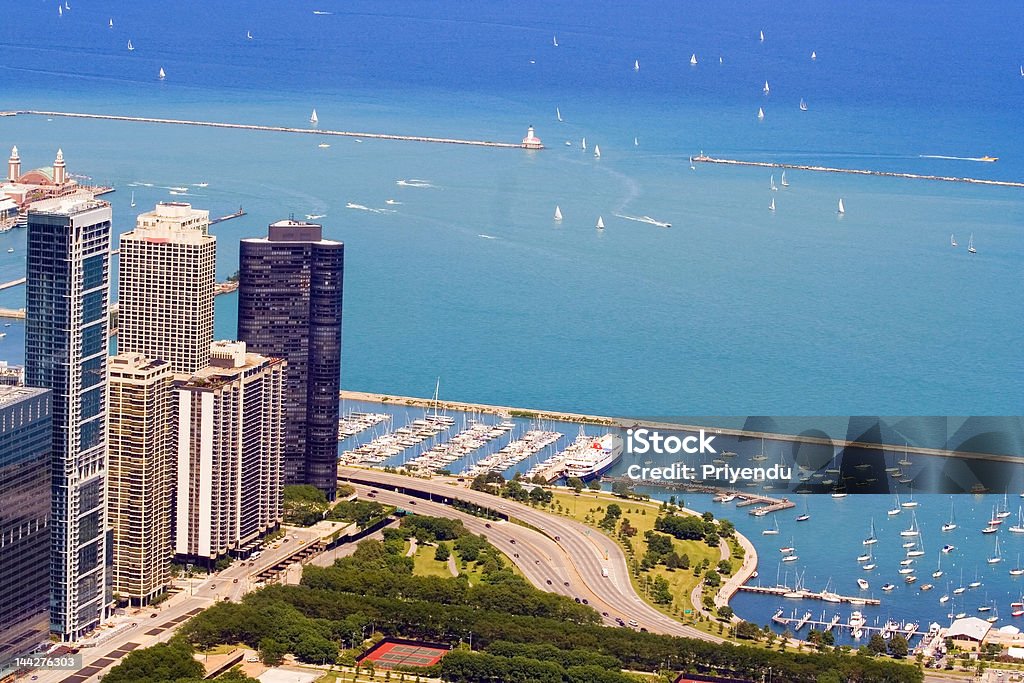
[
  {"xmin": 7, "ymin": 146, "xmax": 20, "ymax": 181},
  {"xmin": 53, "ymin": 148, "xmax": 67, "ymax": 185},
  {"xmin": 521, "ymin": 125, "xmax": 543, "ymax": 150}
]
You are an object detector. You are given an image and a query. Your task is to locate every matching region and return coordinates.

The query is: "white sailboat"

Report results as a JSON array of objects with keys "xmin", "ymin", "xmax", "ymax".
[
  {"xmin": 634, "ymin": 59, "xmax": 640, "ymax": 71},
  {"xmin": 759, "ymin": 29, "xmax": 765, "ymax": 43},
  {"xmin": 811, "ymin": 51, "xmax": 817, "ymax": 60},
  {"xmin": 556, "ymin": 107, "xmax": 562, "ymax": 122},
  {"xmin": 247, "ymin": 30, "xmax": 254, "ymax": 40},
  {"xmin": 898, "ymin": 445, "xmax": 912, "ymax": 467},
  {"xmin": 581, "ymin": 137, "xmax": 587, "ymax": 151},
  {"xmin": 58, "ymin": 5, "xmax": 62, "ymax": 17},
  {"xmin": 942, "ymin": 498, "xmax": 957, "ymax": 532},
  {"xmin": 690, "ymin": 53, "xmax": 698, "ymax": 66},
  {"xmin": 781, "ymin": 171, "xmax": 789, "ymax": 187},
  {"xmin": 596, "ymin": 216, "xmax": 605, "ymax": 230},
  {"xmin": 863, "ymin": 519, "xmax": 878, "ymax": 545},
  {"xmin": 594, "ymin": 145, "xmax": 601, "ymax": 159},
  {"xmin": 861, "ymin": 546, "xmax": 876, "ymax": 571},
  {"xmin": 799, "ymin": 98, "xmax": 808, "ymax": 112},
  {"xmin": 988, "ymin": 537, "xmax": 1002, "ymax": 564},
  {"xmin": 158, "ymin": 67, "xmax": 166, "ymax": 80},
  {"xmin": 950, "ymin": 233, "xmax": 958, "ymax": 247},
  {"xmin": 633, "ymin": 137, "xmax": 638, "ymax": 147},
  {"xmin": 768, "ymin": 197, "xmax": 775, "ymax": 212},
  {"xmin": 1009, "ymin": 506, "xmax": 1024, "ymax": 533},
  {"xmin": 310, "ymin": 108, "xmax": 319, "ymax": 125},
  {"xmin": 932, "ymin": 551, "xmax": 944, "ymax": 579},
  {"xmin": 1009, "ymin": 554, "xmax": 1024, "ymax": 576},
  {"xmin": 763, "ymin": 80, "xmax": 770, "ymax": 95},
  {"xmin": 967, "ymin": 233, "xmax": 976, "ymax": 254},
  {"xmin": 837, "ymin": 198, "xmax": 845, "ymax": 215},
  {"xmin": 752, "ymin": 438, "xmax": 768, "ymax": 462},
  {"xmin": 770, "ymin": 174, "xmax": 778, "ymax": 191},
  {"xmin": 1020, "ymin": 65, "xmax": 1023, "ymax": 77},
  {"xmin": 901, "ymin": 484, "xmax": 918, "ymax": 508},
  {"xmin": 757, "ymin": 107, "xmax": 765, "ymax": 121},
  {"xmin": 888, "ymin": 493, "xmax": 902, "ymax": 515},
  {"xmin": 763, "ymin": 516, "xmax": 780, "ymax": 535},
  {"xmin": 553, "ymin": 205, "xmax": 562, "ymax": 222},
  {"xmin": 127, "ymin": 39, "xmax": 134, "ymax": 51},
  {"xmin": 130, "ymin": 191, "xmax": 135, "ymax": 208},
  {"xmin": 553, "ymin": 35, "xmax": 558, "ymax": 47},
  {"xmin": 109, "ymin": 18, "xmax": 113, "ymax": 28},
  {"xmin": 900, "ymin": 511, "xmax": 920, "ymax": 537}
]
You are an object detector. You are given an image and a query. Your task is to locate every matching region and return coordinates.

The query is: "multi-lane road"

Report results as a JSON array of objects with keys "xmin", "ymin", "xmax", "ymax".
[{"xmin": 340, "ymin": 467, "xmax": 716, "ymax": 641}]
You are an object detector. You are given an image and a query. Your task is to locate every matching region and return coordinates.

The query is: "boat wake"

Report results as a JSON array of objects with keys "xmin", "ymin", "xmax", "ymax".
[
  {"xmin": 396, "ymin": 179, "xmax": 436, "ymax": 188},
  {"xmin": 346, "ymin": 202, "xmax": 396, "ymax": 214},
  {"xmin": 613, "ymin": 213, "xmax": 671, "ymax": 228},
  {"xmin": 477, "ymin": 234, "xmax": 497, "ymax": 240},
  {"xmin": 919, "ymin": 154, "xmax": 997, "ymax": 163}
]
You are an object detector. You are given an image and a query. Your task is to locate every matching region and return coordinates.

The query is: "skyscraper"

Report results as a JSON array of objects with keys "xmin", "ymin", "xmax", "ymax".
[
  {"xmin": 0, "ymin": 386, "xmax": 51, "ymax": 675},
  {"xmin": 238, "ymin": 220, "xmax": 343, "ymax": 499},
  {"xmin": 25, "ymin": 193, "xmax": 111, "ymax": 640},
  {"xmin": 173, "ymin": 341, "xmax": 285, "ymax": 563},
  {"xmin": 107, "ymin": 353, "xmax": 173, "ymax": 606},
  {"xmin": 118, "ymin": 202, "xmax": 215, "ymax": 375}
]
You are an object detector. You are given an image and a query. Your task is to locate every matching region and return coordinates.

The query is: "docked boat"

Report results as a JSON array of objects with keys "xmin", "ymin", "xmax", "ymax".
[
  {"xmin": 881, "ymin": 583, "xmax": 895, "ymax": 592},
  {"xmin": 561, "ymin": 433, "xmax": 622, "ymax": 481},
  {"xmin": 857, "ymin": 578, "xmax": 869, "ymax": 591}
]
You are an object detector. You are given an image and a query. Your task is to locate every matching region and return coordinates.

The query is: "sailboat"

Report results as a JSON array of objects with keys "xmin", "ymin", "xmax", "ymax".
[
  {"xmin": 907, "ymin": 534, "xmax": 926, "ymax": 557},
  {"xmin": 1009, "ymin": 506, "xmax": 1024, "ymax": 533},
  {"xmin": 763, "ymin": 80, "xmax": 770, "ymax": 95},
  {"xmin": 901, "ymin": 485, "xmax": 918, "ymax": 508},
  {"xmin": 795, "ymin": 500, "xmax": 810, "ymax": 522},
  {"xmin": 900, "ymin": 511, "xmax": 920, "ymax": 537},
  {"xmin": 837, "ymin": 198, "xmax": 846, "ymax": 215},
  {"xmin": 933, "ymin": 551, "xmax": 944, "ymax": 579},
  {"xmin": 594, "ymin": 145, "xmax": 601, "ymax": 159},
  {"xmin": 988, "ymin": 537, "xmax": 1002, "ymax": 564},
  {"xmin": 762, "ymin": 516, "xmax": 780, "ymax": 535},
  {"xmin": 950, "ymin": 233, "xmax": 958, "ymax": 247},
  {"xmin": 953, "ymin": 569, "xmax": 966, "ymax": 595},
  {"xmin": 130, "ymin": 191, "xmax": 135, "ymax": 208},
  {"xmin": 553, "ymin": 35, "xmax": 558, "ymax": 47},
  {"xmin": 1020, "ymin": 65, "xmax": 1023, "ymax": 77},
  {"xmin": 556, "ymin": 107, "xmax": 562, "ymax": 122},
  {"xmin": 863, "ymin": 519, "xmax": 878, "ymax": 545},
  {"xmin": 768, "ymin": 197, "xmax": 775, "ymax": 212},
  {"xmin": 759, "ymin": 29, "xmax": 765, "ymax": 42},
  {"xmin": 633, "ymin": 137, "xmax": 638, "ymax": 147},
  {"xmin": 247, "ymin": 30, "xmax": 254, "ymax": 40},
  {"xmin": 752, "ymin": 437, "xmax": 768, "ymax": 462},
  {"xmin": 158, "ymin": 67, "xmax": 166, "ymax": 80},
  {"xmin": 127, "ymin": 39, "xmax": 134, "ymax": 51},
  {"xmin": 942, "ymin": 499, "xmax": 957, "ymax": 532},
  {"xmin": 553, "ymin": 205, "xmax": 562, "ymax": 222},
  {"xmin": 757, "ymin": 107, "xmax": 765, "ymax": 120},
  {"xmin": 310, "ymin": 108, "xmax": 319, "ymax": 125},
  {"xmin": 861, "ymin": 546, "xmax": 876, "ymax": 571},
  {"xmin": 58, "ymin": 5, "xmax": 63, "ymax": 17},
  {"xmin": 690, "ymin": 53, "xmax": 698, "ymax": 66},
  {"xmin": 581, "ymin": 137, "xmax": 587, "ymax": 151},
  {"xmin": 799, "ymin": 98, "xmax": 808, "ymax": 112},
  {"xmin": 770, "ymin": 174, "xmax": 778, "ymax": 191},
  {"xmin": 967, "ymin": 233, "xmax": 976, "ymax": 253},
  {"xmin": 634, "ymin": 59, "xmax": 640, "ymax": 71},
  {"xmin": 969, "ymin": 568, "xmax": 982, "ymax": 589},
  {"xmin": 898, "ymin": 444, "xmax": 913, "ymax": 467},
  {"xmin": 781, "ymin": 171, "xmax": 789, "ymax": 187},
  {"xmin": 888, "ymin": 493, "xmax": 902, "ymax": 515},
  {"xmin": 998, "ymin": 492, "xmax": 1012, "ymax": 518},
  {"xmin": 109, "ymin": 18, "xmax": 113, "ymax": 28},
  {"xmin": 811, "ymin": 51, "xmax": 817, "ymax": 60},
  {"xmin": 1010, "ymin": 554, "xmax": 1024, "ymax": 576},
  {"xmin": 596, "ymin": 216, "xmax": 605, "ymax": 230}
]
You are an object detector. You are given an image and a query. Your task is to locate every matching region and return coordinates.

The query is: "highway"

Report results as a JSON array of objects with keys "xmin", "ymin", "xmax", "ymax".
[{"xmin": 340, "ymin": 467, "xmax": 716, "ymax": 641}]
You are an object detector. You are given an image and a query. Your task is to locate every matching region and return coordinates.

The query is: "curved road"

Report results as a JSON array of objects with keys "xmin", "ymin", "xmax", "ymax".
[{"xmin": 340, "ymin": 467, "xmax": 716, "ymax": 641}]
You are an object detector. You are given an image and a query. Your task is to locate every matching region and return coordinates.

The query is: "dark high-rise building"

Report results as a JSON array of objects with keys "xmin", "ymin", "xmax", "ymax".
[
  {"xmin": 237, "ymin": 220, "xmax": 343, "ymax": 499},
  {"xmin": 25, "ymin": 194, "xmax": 112, "ymax": 640},
  {"xmin": 0, "ymin": 386, "xmax": 51, "ymax": 676}
]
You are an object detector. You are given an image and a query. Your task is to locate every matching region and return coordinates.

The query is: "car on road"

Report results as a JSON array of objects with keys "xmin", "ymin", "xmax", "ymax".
[
  {"xmin": 601, "ymin": 612, "xmax": 609, "ymax": 617},
  {"xmin": 233, "ymin": 578, "xmax": 239, "ymax": 583},
  {"xmin": 408, "ymin": 500, "xmax": 417, "ymax": 505},
  {"xmin": 546, "ymin": 579, "xmax": 552, "ymax": 585},
  {"xmin": 614, "ymin": 617, "xmax": 625, "ymax": 626},
  {"xmin": 574, "ymin": 598, "xmax": 581, "ymax": 603},
  {"xmin": 563, "ymin": 581, "xmax": 569, "ymax": 587},
  {"xmin": 484, "ymin": 523, "xmax": 491, "ymax": 528},
  {"xmin": 628, "ymin": 619, "xmax": 639, "ymax": 628},
  {"xmin": 509, "ymin": 539, "xmax": 515, "ymax": 544},
  {"xmin": 582, "ymin": 599, "xmax": 588, "ymax": 605}
]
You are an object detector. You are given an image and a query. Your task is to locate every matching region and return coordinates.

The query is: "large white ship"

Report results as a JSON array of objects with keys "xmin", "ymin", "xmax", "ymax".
[{"xmin": 562, "ymin": 433, "xmax": 623, "ymax": 481}]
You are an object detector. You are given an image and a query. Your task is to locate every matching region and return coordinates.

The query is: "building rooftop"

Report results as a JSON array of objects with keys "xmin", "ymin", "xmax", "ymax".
[
  {"xmin": 947, "ymin": 616, "xmax": 992, "ymax": 642},
  {"xmin": 0, "ymin": 385, "xmax": 48, "ymax": 409},
  {"xmin": 27, "ymin": 191, "xmax": 107, "ymax": 216},
  {"xmin": 244, "ymin": 219, "xmax": 341, "ymax": 245}
]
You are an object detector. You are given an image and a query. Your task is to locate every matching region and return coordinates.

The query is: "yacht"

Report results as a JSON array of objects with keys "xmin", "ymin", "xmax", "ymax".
[
  {"xmin": 310, "ymin": 109, "xmax": 319, "ymax": 125},
  {"xmin": 158, "ymin": 67, "xmax": 166, "ymax": 80},
  {"xmin": 690, "ymin": 53, "xmax": 698, "ymax": 66},
  {"xmin": 553, "ymin": 205, "xmax": 562, "ymax": 222},
  {"xmin": 762, "ymin": 516, "xmax": 780, "ymax": 535},
  {"xmin": 857, "ymin": 578, "xmax": 869, "ymax": 591},
  {"xmin": 942, "ymin": 498, "xmax": 957, "ymax": 531},
  {"xmin": 837, "ymin": 198, "xmax": 845, "ymax": 214},
  {"xmin": 950, "ymin": 233, "xmax": 958, "ymax": 247},
  {"xmin": 863, "ymin": 519, "xmax": 878, "ymax": 545},
  {"xmin": 881, "ymin": 583, "xmax": 895, "ymax": 592},
  {"xmin": 757, "ymin": 107, "xmax": 765, "ymax": 121},
  {"xmin": 595, "ymin": 216, "xmax": 605, "ymax": 230},
  {"xmin": 127, "ymin": 39, "xmax": 134, "ymax": 51},
  {"xmin": 968, "ymin": 233, "xmax": 976, "ymax": 254},
  {"xmin": 6, "ymin": 248, "xmax": 13, "ymax": 254},
  {"xmin": 942, "ymin": 544, "xmax": 955, "ymax": 554},
  {"xmin": 799, "ymin": 99, "xmax": 807, "ymax": 112}
]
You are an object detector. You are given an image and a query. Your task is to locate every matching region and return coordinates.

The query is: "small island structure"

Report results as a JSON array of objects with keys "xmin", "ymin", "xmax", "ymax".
[{"xmin": 522, "ymin": 125, "xmax": 544, "ymax": 149}]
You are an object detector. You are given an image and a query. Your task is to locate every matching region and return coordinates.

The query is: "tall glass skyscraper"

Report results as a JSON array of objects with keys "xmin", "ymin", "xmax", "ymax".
[
  {"xmin": 237, "ymin": 220, "xmax": 344, "ymax": 499},
  {"xmin": 25, "ymin": 194, "xmax": 112, "ymax": 640},
  {"xmin": 0, "ymin": 386, "xmax": 51, "ymax": 675}
]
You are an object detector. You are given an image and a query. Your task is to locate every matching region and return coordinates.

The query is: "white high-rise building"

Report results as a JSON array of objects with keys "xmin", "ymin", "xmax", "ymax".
[
  {"xmin": 118, "ymin": 202, "xmax": 215, "ymax": 375},
  {"xmin": 107, "ymin": 352, "xmax": 173, "ymax": 606},
  {"xmin": 173, "ymin": 341, "xmax": 285, "ymax": 562}
]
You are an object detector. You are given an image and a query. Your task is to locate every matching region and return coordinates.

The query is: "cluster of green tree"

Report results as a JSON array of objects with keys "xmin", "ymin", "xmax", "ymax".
[
  {"xmin": 564, "ymin": 476, "xmax": 603, "ymax": 493},
  {"xmin": 439, "ymin": 649, "xmax": 634, "ymax": 683},
  {"xmin": 641, "ymin": 530, "xmax": 689, "ymax": 570},
  {"xmin": 282, "ymin": 484, "xmax": 330, "ymax": 526},
  {"xmin": 502, "ymin": 478, "xmax": 555, "ymax": 505},
  {"xmin": 328, "ymin": 499, "xmax": 392, "ymax": 528},
  {"xmin": 178, "ymin": 534, "xmax": 921, "ymax": 682},
  {"xmin": 103, "ymin": 636, "xmax": 258, "ymax": 683},
  {"xmin": 655, "ymin": 511, "xmax": 733, "ymax": 547},
  {"xmin": 867, "ymin": 632, "xmax": 909, "ymax": 658}
]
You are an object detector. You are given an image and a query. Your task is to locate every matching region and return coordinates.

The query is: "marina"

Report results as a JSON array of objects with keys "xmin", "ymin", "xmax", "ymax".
[
  {"xmin": 740, "ymin": 584, "xmax": 880, "ymax": 606},
  {"xmin": 336, "ymin": 410, "xmax": 392, "ymax": 441},
  {"xmin": 460, "ymin": 429, "xmax": 564, "ymax": 478},
  {"xmin": 6, "ymin": 110, "xmax": 536, "ymax": 150},
  {"xmin": 770, "ymin": 607, "xmax": 926, "ymax": 640},
  {"xmin": 339, "ymin": 413, "xmax": 456, "ymax": 465},
  {"xmin": 692, "ymin": 154, "xmax": 1024, "ymax": 189},
  {"xmin": 402, "ymin": 419, "xmax": 515, "ymax": 474}
]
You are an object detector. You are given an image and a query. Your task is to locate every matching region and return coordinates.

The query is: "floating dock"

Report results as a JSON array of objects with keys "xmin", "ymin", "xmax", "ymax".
[
  {"xmin": 739, "ymin": 584, "xmax": 880, "ymax": 606},
  {"xmin": 692, "ymin": 154, "xmax": 1024, "ymax": 189},
  {"xmin": 11, "ymin": 110, "xmax": 532, "ymax": 150}
]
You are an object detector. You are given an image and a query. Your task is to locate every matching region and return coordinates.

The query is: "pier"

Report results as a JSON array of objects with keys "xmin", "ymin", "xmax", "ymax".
[
  {"xmin": 692, "ymin": 154, "xmax": 1024, "ymax": 189},
  {"xmin": 738, "ymin": 584, "xmax": 880, "ymax": 606},
  {"xmin": 12, "ymin": 110, "xmax": 533, "ymax": 150},
  {"xmin": 770, "ymin": 607, "xmax": 927, "ymax": 640},
  {"xmin": 209, "ymin": 207, "xmax": 246, "ymax": 225}
]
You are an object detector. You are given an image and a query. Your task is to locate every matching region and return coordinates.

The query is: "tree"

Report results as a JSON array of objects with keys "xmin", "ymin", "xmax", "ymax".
[
  {"xmin": 587, "ymin": 480, "xmax": 602, "ymax": 491},
  {"xmin": 734, "ymin": 620, "xmax": 760, "ymax": 640},
  {"xmin": 716, "ymin": 559, "xmax": 732, "ymax": 575},
  {"xmin": 611, "ymin": 481, "xmax": 632, "ymax": 498},
  {"xmin": 567, "ymin": 477, "xmax": 584, "ymax": 493},
  {"xmin": 717, "ymin": 605, "xmax": 733, "ymax": 621},
  {"xmin": 868, "ymin": 632, "xmax": 888, "ymax": 656},
  {"xmin": 103, "ymin": 638, "xmax": 204, "ymax": 683},
  {"xmin": 259, "ymin": 637, "xmax": 287, "ymax": 666},
  {"xmin": 887, "ymin": 635, "xmax": 909, "ymax": 658},
  {"xmin": 435, "ymin": 543, "xmax": 451, "ymax": 562},
  {"xmin": 704, "ymin": 570, "xmax": 721, "ymax": 588}
]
